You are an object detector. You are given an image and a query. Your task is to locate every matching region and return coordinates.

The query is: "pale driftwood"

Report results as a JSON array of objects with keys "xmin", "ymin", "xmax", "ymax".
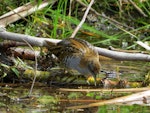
[
  {"xmin": 67, "ymin": 90, "xmax": 150, "ymax": 109},
  {"xmin": 0, "ymin": 0, "xmax": 57, "ymax": 27},
  {"xmin": 0, "ymin": 29, "xmax": 61, "ymax": 46},
  {"xmin": 0, "ymin": 29, "xmax": 150, "ymax": 61},
  {"xmin": 137, "ymin": 41, "xmax": 150, "ymax": 51},
  {"xmin": 95, "ymin": 47, "xmax": 150, "ymax": 61}
]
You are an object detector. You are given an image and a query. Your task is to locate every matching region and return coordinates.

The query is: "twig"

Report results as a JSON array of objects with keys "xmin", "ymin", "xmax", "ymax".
[
  {"xmin": 128, "ymin": 0, "xmax": 147, "ymax": 17},
  {"xmin": 137, "ymin": 41, "xmax": 150, "ymax": 51},
  {"xmin": 21, "ymin": 39, "xmax": 37, "ymax": 96},
  {"xmin": 70, "ymin": 0, "xmax": 95, "ymax": 38},
  {"xmin": 107, "ymin": 20, "xmax": 138, "ymax": 39},
  {"xmin": 76, "ymin": 0, "xmax": 133, "ymax": 30},
  {"xmin": 68, "ymin": 0, "xmax": 73, "ymax": 16},
  {"xmin": 118, "ymin": 0, "xmax": 123, "ymax": 14}
]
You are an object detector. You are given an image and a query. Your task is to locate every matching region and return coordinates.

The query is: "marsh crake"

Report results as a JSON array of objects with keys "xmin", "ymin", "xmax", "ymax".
[{"xmin": 47, "ymin": 38, "xmax": 101, "ymax": 81}]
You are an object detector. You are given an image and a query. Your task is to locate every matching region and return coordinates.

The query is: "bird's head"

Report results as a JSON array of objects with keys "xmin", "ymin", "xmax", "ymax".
[{"xmin": 87, "ymin": 58, "xmax": 101, "ymax": 82}]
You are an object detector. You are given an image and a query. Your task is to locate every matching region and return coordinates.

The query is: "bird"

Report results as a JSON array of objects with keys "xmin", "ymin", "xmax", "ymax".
[{"xmin": 46, "ymin": 38, "xmax": 101, "ymax": 83}]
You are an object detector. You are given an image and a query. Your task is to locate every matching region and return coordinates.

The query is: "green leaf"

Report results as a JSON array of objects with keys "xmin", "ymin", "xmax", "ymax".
[{"xmin": 11, "ymin": 68, "xmax": 20, "ymax": 77}]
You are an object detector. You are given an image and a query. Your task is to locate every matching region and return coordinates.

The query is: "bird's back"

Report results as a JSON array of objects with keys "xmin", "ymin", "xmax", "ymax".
[{"xmin": 58, "ymin": 38, "xmax": 97, "ymax": 55}]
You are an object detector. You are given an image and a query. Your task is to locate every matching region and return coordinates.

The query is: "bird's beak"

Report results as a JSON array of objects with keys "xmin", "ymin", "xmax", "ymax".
[
  {"xmin": 87, "ymin": 64, "xmax": 98, "ymax": 86},
  {"xmin": 93, "ymin": 75, "xmax": 97, "ymax": 86}
]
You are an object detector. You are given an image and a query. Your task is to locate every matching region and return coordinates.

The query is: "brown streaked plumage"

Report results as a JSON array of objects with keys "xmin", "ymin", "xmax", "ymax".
[{"xmin": 46, "ymin": 38, "xmax": 101, "ymax": 81}]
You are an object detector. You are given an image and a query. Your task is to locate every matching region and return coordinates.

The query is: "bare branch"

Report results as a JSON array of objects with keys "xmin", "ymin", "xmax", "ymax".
[
  {"xmin": 137, "ymin": 41, "xmax": 150, "ymax": 51},
  {"xmin": 70, "ymin": 0, "xmax": 94, "ymax": 38},
  {"xmin": 0, "ymin": 29, "xmax": 61, "ymax": 47},
  {"xmin": 0, "ymin": 29, "xmax": 150, "ymax": 61},
  {"xmin": 95, "ymin": 47, "xmax": 150, "ymax": 61}
]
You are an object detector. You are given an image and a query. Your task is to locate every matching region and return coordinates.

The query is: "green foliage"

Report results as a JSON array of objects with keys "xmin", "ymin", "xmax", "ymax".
[
  {"xmin": 68, "ymin": 92, "xmax": 83, "ymax": 99},
  {"xmin": 37, "ymin": 95, "xmax": 58, "ymax": 104},
  {"xmin": 0, "ymin": 63, "xmax": 10, "ymax": 79},
  {"xmin": 1, "ymin": 0, "xmax": 149, "ymax": 48},
  {"xmin": 86, "ymin": 92, "xmax": 102, "ymax": 100},
  {"xmin": 11, "ymin": 67, "xmax": 20, "ymax": 77},
  {"xmin": 0, "ymin": 63, "xmax": 20, "ymax": 78}
]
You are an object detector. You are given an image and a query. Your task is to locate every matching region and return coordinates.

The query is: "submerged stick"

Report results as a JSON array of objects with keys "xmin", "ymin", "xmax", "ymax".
[
  {"xmin": 67, "ymin": 90, "xmax": 150, "ymax": 109},
  {"xmin": 58, "ymin": 87, "xmax": 150, "ymax": 93}
]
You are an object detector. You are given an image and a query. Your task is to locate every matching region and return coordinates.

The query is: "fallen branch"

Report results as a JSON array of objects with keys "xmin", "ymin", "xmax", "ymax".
[
  {"xmin": 0, "ymin": 28, "xmax": 61, "ymax": 46},
  {"xmin": 0, "ymin": 0, "xmax": 57, "ymax": 27},
  {"xmin": 0, "ymin": 29, "xmax": 150, "ymax": 61},
  {"xmin": 95, "ymin": 47, "xmax": 150, "ymax": 61}
]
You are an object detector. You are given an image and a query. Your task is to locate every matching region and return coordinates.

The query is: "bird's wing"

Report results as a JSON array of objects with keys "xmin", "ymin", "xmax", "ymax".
[
  {"xmin": 58, "ymin": 38, "xmax": 96, "ymax": 55},
  {"xmin": 46, "ymin": 38, "xmax": 98, "ymax": 59}
]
